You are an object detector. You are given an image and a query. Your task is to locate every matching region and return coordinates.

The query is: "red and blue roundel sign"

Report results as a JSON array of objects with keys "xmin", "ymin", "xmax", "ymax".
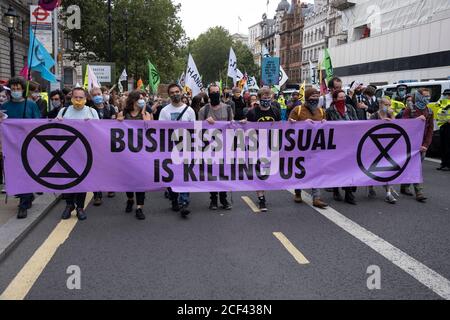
[{"xmin": 38, "ymin": 0, "xmax": 61, "ymax": 11}]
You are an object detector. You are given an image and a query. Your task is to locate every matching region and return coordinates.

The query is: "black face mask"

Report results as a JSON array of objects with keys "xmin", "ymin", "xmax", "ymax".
[
  {"xmin": 171, "ymin": 94, "xmax": 182, "ymax": 104},
  {"xmin": 307, "ymin": 99, "xmax": 319, "ymax": 109},
  {"xmin": 209, "ymin": 92, "xmax": 221, "ymax": 106}
]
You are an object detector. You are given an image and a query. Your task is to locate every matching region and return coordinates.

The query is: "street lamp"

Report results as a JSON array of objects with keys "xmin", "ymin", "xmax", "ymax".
[{"xmin": 2, "ymin": 5, "xmax": 20, "ymax": 77}]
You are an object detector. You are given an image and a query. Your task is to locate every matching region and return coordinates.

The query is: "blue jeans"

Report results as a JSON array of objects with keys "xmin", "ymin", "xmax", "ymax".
[{"xmin": 168, "ymin": 188, "xmax": 190, "ymax": 206}]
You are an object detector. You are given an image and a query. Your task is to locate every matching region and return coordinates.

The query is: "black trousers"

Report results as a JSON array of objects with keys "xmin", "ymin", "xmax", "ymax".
[
  {"xmin": 0, "ymin": 155, "xmax": 3, "ymax": 184},
  {"xmin": 441, "ymin": 123, "xmax": 450, "ymax": 167},
  {"xmin": 65, "ymin": 193, "xmax": 87, "ymax": 208},
  {"xmin": 126, "ymin": 192, "xmax": 145, "ymax": 206},
  {"xmin": 210, "ymin": 192, "xmax": 228, "ymax": 203}
]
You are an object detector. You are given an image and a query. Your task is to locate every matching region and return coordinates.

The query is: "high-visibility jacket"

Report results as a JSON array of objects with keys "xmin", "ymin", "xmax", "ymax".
[{"xmin": 437, "ymin": 99, "xmax": 450, "ymax": 127}]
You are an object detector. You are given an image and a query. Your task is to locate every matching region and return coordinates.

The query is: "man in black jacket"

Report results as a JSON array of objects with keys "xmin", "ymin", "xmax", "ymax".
[{"xmin": 231, "ymin": 87, "xmax": 246, "ymax": 121}]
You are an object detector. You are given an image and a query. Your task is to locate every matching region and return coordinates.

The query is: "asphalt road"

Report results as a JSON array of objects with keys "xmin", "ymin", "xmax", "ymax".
[{"xmin": 0, "ymin": 160, "xmax": 449, "ymax": 300}]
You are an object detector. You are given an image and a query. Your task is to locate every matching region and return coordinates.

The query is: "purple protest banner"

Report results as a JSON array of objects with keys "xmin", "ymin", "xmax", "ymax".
[{"xmin": 0, "ymin": 119, "xmax": 424, "ymax": 195}]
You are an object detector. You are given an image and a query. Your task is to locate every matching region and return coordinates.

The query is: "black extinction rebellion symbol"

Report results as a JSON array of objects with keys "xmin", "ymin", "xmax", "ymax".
[
  {"xmin": 21, "ymin": 124, "xmax": 93, "ymax": 190},
  {"xmin": 357, "ymin": 123, "xmax": 412, "ymax": 183}
]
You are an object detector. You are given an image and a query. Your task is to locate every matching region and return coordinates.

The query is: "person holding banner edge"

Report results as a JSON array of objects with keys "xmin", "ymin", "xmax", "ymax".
[
  {"xmin": 244, "ymin": 87, "xmax": 281, "ymax": 212},
  {"xmin": 326, "ymin": 89, "xmax": 359, "ymax": 205},
  {"xmin": 116, "ymin": 90, "xmax": 153, "ymax": 220},
  {"xmin": 57, "ymin": 87, "xmax": 99, "ymax": 221},
  {"xmin": 288, "ymin": 88, "xmax": 329, "ymax": 209},
  {"xmin": 159, "ymin": 84, "xmax": 196, "ymax": 218},
  {"xmin": 198, "ymin": 84, "xmax": 234, "ymax": 211},
  {"xmin": 1, "ymin": 77, "xmax": 41, "ymax": 219}
]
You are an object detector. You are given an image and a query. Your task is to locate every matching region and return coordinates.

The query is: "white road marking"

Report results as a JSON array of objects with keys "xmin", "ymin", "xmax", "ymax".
[
  {"xmin": 288, "ymin": 190, "xmax": 450, "ymax": 300},
  {"xmin": 425, "ymin": 158, "xmax": 441, "ymax": 164}
]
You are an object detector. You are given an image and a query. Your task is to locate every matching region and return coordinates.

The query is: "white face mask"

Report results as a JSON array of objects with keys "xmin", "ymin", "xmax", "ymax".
[{"xmin": 103, "ymin": 95, "xmax": 110, "ymax": 102}]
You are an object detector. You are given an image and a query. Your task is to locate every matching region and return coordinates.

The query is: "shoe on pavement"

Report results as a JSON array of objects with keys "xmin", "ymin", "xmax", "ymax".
[
  {"xmin": 258, "ymin": 197, "xmax": 268, "ymax": 212},
  {"xmin": 345, "ymin": 192, "xmax": 357, "ymax": 205},
  {"xmin": 400, "ymin": 187, "xmax": 414, "ymax": 196},
  {"xmin": 294, "ymin": 192, "xmax": 303, "ymax": 204},
  {"xmin": 221, "ymin": 201, "xmax": 232, "ymax": 211},
  {"xmin": 135, "ymin": 208, "xmax": 146, "ymax": 220},
  {"xmin": 61, "ymin": 205, "xmax": 75, "ymax": 220},
  {"xmin": 93, "ymin": 197, "xmax": 102, "ymax": 207},
  {"xmin": 76, "ymin": 208, "xmax": 87, "ymax": 221},
  {"xmin": 17, "ymin": 208, "xmax": 28, "ymax": 219},
  {"xmin": 385, "ymin": 194, "xmax": 397, "ymax": 205},
  {"xmin": 333, "ymin": 191, "xmax": 343, "ymax": 202},
  {"xmin": 107, "ymin": 192, "xmax": 116, "ymax": 198},
  {"xmin": 209, "ymin": 200, "xmax": 219, "ymax": 211},
  {"xmin": 180, "ymin": 204, "xmax": 191, "ymax": 217},
  {"xmin": 416, "ymin": 194, "xmax": 428, "ymax": 203},
  {"xmin": 313, "ymin": 199, "xmax": 328, "ymax": 209},
  {"xmin": 125, "ymin": 200, "xmax": 134, "ymax": 213},
  {"xmin": 368, "ymin": 187, "xmax": 377, "ymax": 199}
]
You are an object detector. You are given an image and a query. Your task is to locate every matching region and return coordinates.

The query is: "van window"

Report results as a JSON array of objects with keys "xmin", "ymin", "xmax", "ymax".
[{"xmin": 408, "ymin": 85, "xmax": 442, "ymax": 102}]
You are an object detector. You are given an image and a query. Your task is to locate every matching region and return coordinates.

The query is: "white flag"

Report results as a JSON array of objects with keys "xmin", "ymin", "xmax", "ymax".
[
  {"xmin": 178, "ymin": 71, "xmax": 186, "ymax": 87},
  {"xmin": 88, "ymin": 65, "xmax": 101, "ymax": 91},
  {"xmin": 279, "ymin": 66, "xmax": 289, "ymax": 87},
  {"xmin": 118, "ymin": 81, "xmax": 124, "ymax": 94},
  {"xmin": 119, "ymin": 69, "xmax": 127, "ymax": 82},
  {"xmin": 185, "ymin": 54, "xmax": 203, "ymax": 97},
  {"xmin": 227, "ymin": 47, "xmax": 238, "ymax": 85},
  {"xmin": 247, "ymin": 76, "xmax": 260, "ymax": 90},
  {"xmin": 236, "ymin": 68, "xmax": 244, "ymax": 82}
]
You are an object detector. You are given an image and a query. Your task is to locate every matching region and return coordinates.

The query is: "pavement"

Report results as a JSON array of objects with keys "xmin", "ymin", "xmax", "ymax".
[{"xmin": 0, "ymin": 159, "xmax": 449, "ymax": 300}]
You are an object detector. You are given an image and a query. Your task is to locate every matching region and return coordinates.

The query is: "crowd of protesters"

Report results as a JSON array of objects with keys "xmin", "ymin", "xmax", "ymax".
[{"xmin": 0, "ymin": 75, "xmax": 448, "ymax": 222}]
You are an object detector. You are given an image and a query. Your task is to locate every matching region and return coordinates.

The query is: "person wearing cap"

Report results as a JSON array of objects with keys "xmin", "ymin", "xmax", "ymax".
[
  {"xmin": 289, "ymin": 88, "xmax": 329, "ymax": 209},
  {"xmin": 437, "ymin": 89, "xmax": 450, "ymax": 171}
]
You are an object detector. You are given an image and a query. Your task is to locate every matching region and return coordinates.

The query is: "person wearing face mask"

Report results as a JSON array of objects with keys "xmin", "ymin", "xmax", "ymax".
[
  {"xmin": 368, "ymin": 97, "xmax": 398, "ymax": 204},
  {"xmin": 2, "ymin": 77, "xmax": 41, "ymax": 219},
  {"xmin": 244, "ymin": 87, "xmax": 281, "ymax": 212},
  {"xmin": 57, "ymin": 87, "xmax": 99, "ymax": 222},
  {"xmin": 91, "ymin": 87, "xmax": 116, "ymax": 121},
  {"xmin": 231, "ymin": 87, "xmax": 246, "ymax": 121},
  {"xmin": 90, "ymin": 87, "xmax": 117, "ymax": 206},
  {"xmin": 288, "ymin": 88, "xmax": 329, "ymax": 209},
  {"xmin": 116, "ymin": 90, "xmax": 152, "ymax": 221},
  {"xmin": 437, "ymin": 90, "xmax": 450, "ymax": 171},
  {"xmin": 319, "ymin": 77, "xmax": 344, "ymax": 110},
  {"xmin": 159, "ymin": 84, "xmax": 196, "ymax": 218},
  {"xmin": 327, "ymin": 90, "xmax": 359, "ymax": 205},
  {"xmin": 198, "ymin": 84, "xmax": 234, "ymax": 211},
  {"xmin": 46, "ymin": 90, "xmax": 65, "ymax": 119},
  {"xmin": 400, "ymin": 88, "xmax": 433, "ymax": 203},
  {"xmin": 29, "ymin": 83, "xmax": 48, "ymax": 118}
]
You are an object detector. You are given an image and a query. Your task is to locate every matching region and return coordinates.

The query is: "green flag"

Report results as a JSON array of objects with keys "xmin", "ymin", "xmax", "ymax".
[
  {"xmin": 148, "ymin": 60, "xmax": 160, "ymax": 94},
  {"xmin": 323, "ymin": 48, "xmax": 334, "ymax": 82}
]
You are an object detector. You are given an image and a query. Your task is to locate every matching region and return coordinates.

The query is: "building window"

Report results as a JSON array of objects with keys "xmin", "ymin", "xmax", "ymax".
[
  {"xmin": 63, "ymin": 67, "xmax": 74, "ymax": 85},
  {"xmin": 64, "ymin": 34, "xmax": 74, "ymax": 51}
]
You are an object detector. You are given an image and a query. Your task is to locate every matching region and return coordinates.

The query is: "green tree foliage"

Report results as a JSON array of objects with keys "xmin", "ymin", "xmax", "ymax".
[
  {"xmin": 62, "ymin": 0, "xmax": 186, "ymax": 83},
  {"xmin": 188, "ymin": 27, "xmax": 260, "ymax": 85}
]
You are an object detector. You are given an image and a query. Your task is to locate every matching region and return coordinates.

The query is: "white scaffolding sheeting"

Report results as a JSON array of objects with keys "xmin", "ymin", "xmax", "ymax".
[{"xmin": 340, "ymin": 0, "xmax": 450, "ymax": 35}]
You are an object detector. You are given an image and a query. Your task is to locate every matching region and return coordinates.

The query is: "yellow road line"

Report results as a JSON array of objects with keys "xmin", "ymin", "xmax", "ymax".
[
  {"xmin": 273, "ymin": 232, "xmax": 310, "ymax": 265},
  {"xmin": 241, "ymin": 196, "xmax": 260, "ymax": 213},
  {"xmin": 0, "ymin": 193, "xmax": 93, "ymax": 300}
]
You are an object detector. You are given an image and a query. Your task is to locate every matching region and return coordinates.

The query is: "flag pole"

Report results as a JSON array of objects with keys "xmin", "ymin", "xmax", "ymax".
[{"xmin": 23, "ymin": 10, "xmax": 40, "ymax": 118}]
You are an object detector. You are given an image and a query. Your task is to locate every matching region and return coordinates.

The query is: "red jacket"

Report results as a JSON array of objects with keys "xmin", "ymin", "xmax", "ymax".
[{"xmin": 402, "ymin": 107, "xmax": 434, "ymax": 148}]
